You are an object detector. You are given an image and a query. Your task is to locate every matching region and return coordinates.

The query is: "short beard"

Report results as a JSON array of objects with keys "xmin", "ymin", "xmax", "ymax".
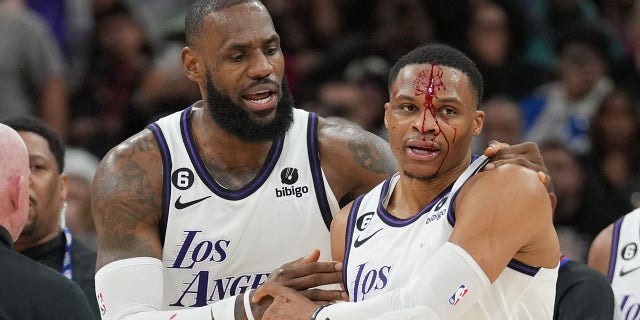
[
  {"xmin": 404, "ymin": 170, "xmax": 439, "ymax": 182},
  {"xmin": 205, "ymin": 71, "xmax": 294, "ymax": 142}
]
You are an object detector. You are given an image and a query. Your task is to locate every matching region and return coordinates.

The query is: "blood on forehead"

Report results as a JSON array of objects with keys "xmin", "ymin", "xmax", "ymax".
[
  {"xmin": 413, "ymin": 64, "xmax": 445, "ymax": 98},
  {"xmin": 414, "ymin": 64, "xmax": 457, "ymax": 169},
  {"xmin": 413, "ymin": 64, "xmax": 449, "ymax": 135}
]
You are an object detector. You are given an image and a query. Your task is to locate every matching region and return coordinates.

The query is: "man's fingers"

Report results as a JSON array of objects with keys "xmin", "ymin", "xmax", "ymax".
[
  {"xmin": 484, "ymin": 157, "xmax": 532, "ymax": 170},
  {"xmin": 483, "ymin": 140, "xmax": 509, "ymax": 157},
  {"xmin": 282, "ymin": 268, "xmax": 343, "ymax": 290},
  {"xmin": 275, "ymin": 261, "xmax": 343, "ymax": 283},
  {"xmin": 279, "ymin": 249, "xmax": 321, "ymax": 269},
  {"xmin": 253, "ymin": 282, "xmax": 291, "ymax": 303},
  {"xmin": 300, "ymin": 288, "xmax": 348, "ymax": 302},
  {"xmin": 300, "ymin": 249, "xmax": 321, "ymax": 264},
  {"xmin": 537, "ymin": 171, "xmax": 550, "ymax": 187}
]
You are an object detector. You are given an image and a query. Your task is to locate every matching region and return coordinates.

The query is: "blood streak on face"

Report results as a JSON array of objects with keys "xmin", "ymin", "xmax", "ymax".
[
  {"xmin": 413, "ymin": 64, "xmax": 446, "ymax": 134},
  {"xmin": 412, "ymin": 64, "xmax": 456, "ymax": 173}
]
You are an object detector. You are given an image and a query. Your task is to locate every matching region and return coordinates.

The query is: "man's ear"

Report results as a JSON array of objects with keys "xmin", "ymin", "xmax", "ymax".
[
  {"xmin": 59, "ymin": 173, "xmax": 68, "ymax": 202},
  {"xmin": 182, "ymin": 47, "xmax": 203, "ymax": 83},
  {"xmin": 8, "ymin": 175, "xmax": 24, "ymax": 211},
  {"xmin": 549, "ymin": 192, "xmax": 558, "ymax": 213},
  {"xmin": 383, "ymin": 102, "xmax": 390, "ymax": 129},
  {"xmin": 473, "ymin": 110, "xmax": 485, "ymax": 136}
]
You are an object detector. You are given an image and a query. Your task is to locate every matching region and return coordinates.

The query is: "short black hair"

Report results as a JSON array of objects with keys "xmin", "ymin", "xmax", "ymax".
[
  {"xmin": 388, "ymin": 43, "xmax": 484, "ymax": 106},
  {"xmin": 185, "ymin": 0, "xmax": 260, "ymax": 47},
  {"xmin": 3, "ymin": 116, "xmax": 65, "ymax": 174},
  {"xmin": 554, "ymin": 23, "xmax": 611, "ymax": 63}
]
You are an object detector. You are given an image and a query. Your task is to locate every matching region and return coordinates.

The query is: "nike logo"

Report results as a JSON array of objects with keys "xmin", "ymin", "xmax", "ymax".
[
  {"xmin": 174, "ymin": 196, "xmax": 211, "ymax": 210},
  {"xmin": 619, "ymin": 265, "xmax": 640, "ymax": 277},
  {"xmin": 354, "ymin": 228, "xmax": 383, "ymax": 248}
]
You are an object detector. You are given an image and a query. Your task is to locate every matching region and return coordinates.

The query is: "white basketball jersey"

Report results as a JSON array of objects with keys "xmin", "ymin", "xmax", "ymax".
[
  {"xmin": 344, "ymin": 155, "xmax": 558, "ymax": 319},
  {"xmin": 607, "ymin": 208, "xmax": 640, "ymax": 320},
  {"xmin": 147, "ymin": 103, "xmax": 340, "ymax": 309}
]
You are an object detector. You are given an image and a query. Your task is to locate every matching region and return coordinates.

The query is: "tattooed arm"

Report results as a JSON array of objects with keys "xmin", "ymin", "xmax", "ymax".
[
  {"xmin": 317, "ymin": 118, "xmax": 397, "ymax": 206},
  {"xmin": 92, "ymin": 129, "xmax": 164, "ymax": 269}
]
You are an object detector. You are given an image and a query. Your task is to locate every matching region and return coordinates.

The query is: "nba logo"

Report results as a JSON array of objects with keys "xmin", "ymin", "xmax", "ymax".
[
  {"xmin": 97, "ymin": 292, "xmax": 107, "ymax": 315},
  {"xmin": 449, "ymin": 284, "xmax": 469, "ymax": 306}
]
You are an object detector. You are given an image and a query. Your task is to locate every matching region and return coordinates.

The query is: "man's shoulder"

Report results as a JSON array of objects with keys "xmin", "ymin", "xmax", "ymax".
[
  {"xmin": 1, "ymin": 247, "xmax": 76, "ymax": 287},
  {"xmin": 98, "ymin": 129, "xmax": 161, "ymax": 173},
  {"xmin": 93, "ymin": 127, "xmax": 164, "ymax": 216},
  {"xmin": 315, "ymin": 116, "xmax": 394, "ymax": 172},
  {"xmin": 469, "ymin": 164, "xmax": 542, "ymax": 194}
]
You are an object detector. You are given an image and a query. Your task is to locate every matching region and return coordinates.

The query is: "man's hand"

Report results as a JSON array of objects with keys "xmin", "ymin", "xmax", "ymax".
[
  {"xmin": 243, "ymin": 250, "xmax": 345, "ymax": 319},
  {"xmin": 253, "ymin": 282, "xmax": 319, "ymax": 320},
  {"xmin": 482, "ymin": 141, "xmax": 552, "ymax": 190}
]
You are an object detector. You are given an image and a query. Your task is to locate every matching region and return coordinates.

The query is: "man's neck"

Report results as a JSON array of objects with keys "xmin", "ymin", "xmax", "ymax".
[
  {"xmin": 13, "ymin": 229, "xmax": 61, "ymax": 253},
  {"xmin": 191, "ymin": 106, "xmax": 275, "ymax": 189},
  {"xmin": 389, "ymin": 158, "xmax": 472, "ymax": 219}
]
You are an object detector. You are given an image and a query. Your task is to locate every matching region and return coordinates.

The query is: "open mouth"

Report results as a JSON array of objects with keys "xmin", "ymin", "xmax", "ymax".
[
  {"xmin": 407, "ymin": 141, "xmax": 440, "ymax": 159},
  {"xmin": 242, "ymin": 82, "xmax": 279, "ymax": 111}
]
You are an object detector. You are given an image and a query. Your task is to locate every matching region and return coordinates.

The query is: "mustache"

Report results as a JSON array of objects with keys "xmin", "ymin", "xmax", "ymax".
[{"xmin": 244, "ymin": 78, "xmax": 280, "ymax": 91}]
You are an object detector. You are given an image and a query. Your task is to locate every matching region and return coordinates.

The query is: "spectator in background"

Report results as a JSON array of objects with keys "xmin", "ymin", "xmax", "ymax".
[
  {"xmin": 306, "ymin": 56, "xmax": 390, "ymax": 140},
  {"xmin": 521, "ymin": 24, "xmax": 614, "ymax": 155},
  {"xmin": 540, "ymin": 140, "xmax": 591, "ymax": 261},
  {"xmin": 0, "ymin": 123, "xmax": 95, "ymax": 320},
  {"xmin": 473, "ymin": 95, "xmax": 523, "ymax": 155},
  {"xmin": 262, "ymin": 0, "xmax": 345, "ymax": 102},
  {"xmin": 4, "ymin": 116, "xmax": 99, "ymax": 318},
  {"xmin": 523, "ymin": 0, "xmax": 610, "ymax": 69},
  {"xmin": 25, "ymin": 0, "xmax": 94, "ymax": 95},
  {"xmin": 64, "ymin": 147, "xmax": 100, "ymax": 250},
  {"xmin": 70, "ymin": 1, "xmax": 152, "ymax": 157},
  {"xmin": 0, "ymin": 1, "xmax": 69, "ymax": 139},
  {"xmin": 580, "ymin": 87, "xmax": 640, "ymax": 240},
  {"xmin": 130, "ymin": 16, "xmax": 201, "ymax": 124},
  {"xmin": 293, "ymin": 0, "xmax": 436, "ymax": 105},
  {"xmin": 598, "ymin": 0, "xmax": 639, "ymax": 57},
  {"xmin": 464, "ymin": 0, "xmax": 551, "ymax": 100},
  {"xmin": 545, "ymin": 140, "xmax": 617, "ymax": 320},
  {"xmin": 609, "ymin": 1, "xmax": 640, "ymax": 95}
]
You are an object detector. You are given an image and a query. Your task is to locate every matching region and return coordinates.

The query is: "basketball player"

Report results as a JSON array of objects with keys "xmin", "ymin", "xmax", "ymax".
[
  {"xmin": 92, "ymin": 1, "xmax": 551, "ymax": 319},
  {"xmin": 252, "ymin": 43, "xmax": 561, "ymax": 319},
  {"xmin": 589, "ymin": 208, "xmax": 640, "ymax": 320}
]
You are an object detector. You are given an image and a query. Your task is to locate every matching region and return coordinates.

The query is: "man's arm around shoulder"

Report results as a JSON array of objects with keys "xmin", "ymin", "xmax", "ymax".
[{"xmin": 452, "ymin": 164, "xmax": 560, "ymax": 281}]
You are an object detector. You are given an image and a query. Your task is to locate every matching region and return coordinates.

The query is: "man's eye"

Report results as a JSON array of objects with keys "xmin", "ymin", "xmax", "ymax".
[
  {"xmin": 440, "ymin": 107, "xmax": 456, "ymax": 115},
  {"xmin": 401, "ymin": 104, "xmax": 418, "ymax": 112},
  {"xmin": 265, "ymin": 47, "xmax": 278, "ymax": 55},
  {"xmin": 230, "ymin": 54, "xmax": 244, "ymax": 62}
]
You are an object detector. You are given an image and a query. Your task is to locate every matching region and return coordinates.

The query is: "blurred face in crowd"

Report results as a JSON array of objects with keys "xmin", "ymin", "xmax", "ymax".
[
  {"xmin": 479, "ymin": 97, "xmax": 523, "ymax": 146},
  {"xmin": 65, "ymin": 174, "xmax": 93, "ymax": 235},
  {"xmin": 558, "ymin": 43, "xmax": 607, "ymax": 100},
  {"xmin": 592, "ymin": 90, "xmax": 639, "ymax": 149},
  {"xmin": 468, "ymin": 2, "xmax": 511, "ymax": 66},
  {"xmin": 15, "ymin": 131, "xmax": 67, "ymax": 249}
]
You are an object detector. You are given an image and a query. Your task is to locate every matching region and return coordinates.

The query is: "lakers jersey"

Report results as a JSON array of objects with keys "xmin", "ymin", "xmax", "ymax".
[
  {"xmin": 146, "ymin": 103, "xmax": 340, "ymax": 309},
  {"xmin": 343, "ymin": 155, "xmax": 558, "ymax": 319},
  {"xmin": 608, "ymin": 208, "xmax": 640, "ymax": 320}
]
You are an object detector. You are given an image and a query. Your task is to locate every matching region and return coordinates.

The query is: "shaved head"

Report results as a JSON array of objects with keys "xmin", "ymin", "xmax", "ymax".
[
  {"xmin": 0, "ymin": 123, "xmax": 28, "ymax": 182},
  {"xmin": 0, "ymin": 123, "xmax": 29, "ymax": 240}
]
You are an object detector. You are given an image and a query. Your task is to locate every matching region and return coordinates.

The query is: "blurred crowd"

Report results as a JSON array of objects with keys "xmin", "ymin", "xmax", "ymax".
[{"xmin": 1, "ymin": 0, "xmax": 639, "ymax": 261}]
